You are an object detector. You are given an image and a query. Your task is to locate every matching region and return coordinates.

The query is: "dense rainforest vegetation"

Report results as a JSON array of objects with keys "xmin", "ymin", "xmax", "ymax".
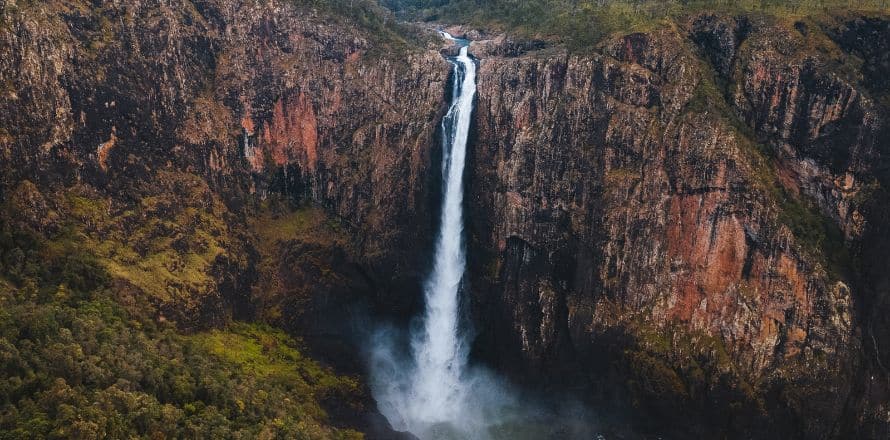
[{"xmin": 0, "ymin": 188, "xmax": 365, "ymax": 439}]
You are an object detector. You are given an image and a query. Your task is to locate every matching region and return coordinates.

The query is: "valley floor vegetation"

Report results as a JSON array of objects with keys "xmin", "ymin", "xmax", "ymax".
[{"xmin": 0, "ymin": 184, "xmax": 365, "ymax": 440}]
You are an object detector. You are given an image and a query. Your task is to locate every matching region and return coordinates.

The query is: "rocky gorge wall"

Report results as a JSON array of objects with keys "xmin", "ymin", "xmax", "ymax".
[
  {"xmin": 464, "ymin": 13, "xmax": 889, "ymax": 439},
  {"xmin": 0, "ymin": 1, "xmax": 451, "ymax": 436},
  {"xmin": 0, "ymin": 0, "xmax": 450, "ymax": 325},
  {"xmin": 1, "ymin": 1, "xmax": 889, "ymax": 438}
]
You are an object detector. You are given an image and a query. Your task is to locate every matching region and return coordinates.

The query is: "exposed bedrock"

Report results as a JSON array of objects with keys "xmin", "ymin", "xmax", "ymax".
[{"xmin": 466, "ymin": 14, "xmax": 889, "ymax": 438}]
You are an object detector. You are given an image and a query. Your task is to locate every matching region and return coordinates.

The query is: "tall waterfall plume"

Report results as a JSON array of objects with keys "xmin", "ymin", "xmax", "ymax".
[
  {"xmin": 407, "ymin": 31, "xmax": 476, "ymax": 427},
  {"xmin": 369, "ymin": 31, "xmax": 483, "ymax": 438},
  {"xmin": 367, "ymin": 32, "xmax": 587, "ymax": 440}
]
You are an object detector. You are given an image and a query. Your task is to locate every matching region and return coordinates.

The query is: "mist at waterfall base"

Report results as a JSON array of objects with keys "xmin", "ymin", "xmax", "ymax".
[
  {"xmin": 368, "ymin": 321, "xmax": 602, "ymax": 440},
  {"xmin": 364, "ymin": 34, "xmax": 601, "ymax": 440}
]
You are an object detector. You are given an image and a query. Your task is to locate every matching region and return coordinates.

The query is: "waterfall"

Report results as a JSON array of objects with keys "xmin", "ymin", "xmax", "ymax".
[
  {"xmin": 369, "ymin": 31, "xmax": 482, "ymax": 439},
  {"xmin": 407, "ymin": 31, "xmax": 476, "ymax": 427},
  {"xmin": 368, "ymin": 31, "xmax": 600, "ymax": 440}
]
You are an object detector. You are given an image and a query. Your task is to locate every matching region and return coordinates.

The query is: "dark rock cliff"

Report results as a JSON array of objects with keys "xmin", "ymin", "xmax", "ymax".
[
  {"xmin": 464, "ymin": 13, "xmax": 889, "ymax": 439},
  {"xmin": 0, "ymin": 0, "xmax": 449, "ymax": 322},
  {"xmin": 1, "ymin": 1, "xmax": 889, "ymax": 438}
]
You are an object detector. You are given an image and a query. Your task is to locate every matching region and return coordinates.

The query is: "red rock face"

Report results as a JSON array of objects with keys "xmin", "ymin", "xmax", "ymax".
[
  {"xmin": 96, "ymin": 127, "xmax": 117, "ymax": 172},
  {"xmin": 467, "ymin": 19, "xmax": 873, "ymax": 437},
  {"xmin": 662, "ymin": 189, "xmax": 822, "ymax": 370},
  {"xmin": 664, "ymin": 192, "xmax": 747, "ymax": 322},
  {"xmin": 259, "ymin": 92, "xmax": 318, "ymax": 171}
]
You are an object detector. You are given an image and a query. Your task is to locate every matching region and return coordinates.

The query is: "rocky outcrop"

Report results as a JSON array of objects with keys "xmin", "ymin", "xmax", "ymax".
[
  {"xmin": 689, "ymin": 14, "xmax": 750, "ymax": 77},
  {"xmin": 0, "ymin": 0, "xmax": 451, "ymax": 319},
  {"xmin": 465, "ymin": 17, "xmax": 886, "ymax": 438}
]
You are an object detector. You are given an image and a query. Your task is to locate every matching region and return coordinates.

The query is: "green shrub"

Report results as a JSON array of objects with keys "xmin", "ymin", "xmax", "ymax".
[
  {"xmin": 0, "ymin": 291, "xmax": 363, "ymax": 439},
  {"xmin": 0, "ymin": 186, "xmax": 364, "ymax": 439}
]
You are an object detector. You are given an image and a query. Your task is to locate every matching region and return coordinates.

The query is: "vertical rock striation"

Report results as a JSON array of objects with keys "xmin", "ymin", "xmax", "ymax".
[
  {"xmin": 0, "ymin": 0, "xmax": 451, "ymax": 319},
  {"xmin": 466, "ymin": 15, "xmax": 887, "ymax": 437}
]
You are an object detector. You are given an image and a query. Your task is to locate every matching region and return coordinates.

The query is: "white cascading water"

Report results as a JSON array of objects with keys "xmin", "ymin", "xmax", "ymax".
[
  {"xmin": 407, "ymin": 31, "xmax": 476, "ymax": 427},
  {"xmin": 369, "ymin": 32, "xmax": 600, "ymax": 440},
  {"xmin": 369, "ymin": 32, "xmax": 482, "ymax": 439}
]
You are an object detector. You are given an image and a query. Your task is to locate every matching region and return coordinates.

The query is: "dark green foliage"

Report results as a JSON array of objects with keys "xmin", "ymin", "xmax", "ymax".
[
  {"xmin": 0, "ymin": 291, "xmax": 362, "ymax": 439},
  {"xmin": 775, "ymin": 186, "xmax": 852, "ymax": 279},
  {"xmin": 0, "ymin": 223, "xmax": 108, "ymax": 301},
  {"xmin": 0, "ymin": 219, "xmax": 362, "ymax": 439}
]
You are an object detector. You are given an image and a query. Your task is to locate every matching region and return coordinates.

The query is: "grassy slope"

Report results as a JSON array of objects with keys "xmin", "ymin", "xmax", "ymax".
[
  {"xmin": 0, "ymin": 180, "xmax": 366, "ymax": 439},
  {"xmin": 61, "ymin": 173, "xmax": 240, "ymax": 306},
  {"xmin": 249, "ymin": 200, "xmax": 354, "ymax": 325}
]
